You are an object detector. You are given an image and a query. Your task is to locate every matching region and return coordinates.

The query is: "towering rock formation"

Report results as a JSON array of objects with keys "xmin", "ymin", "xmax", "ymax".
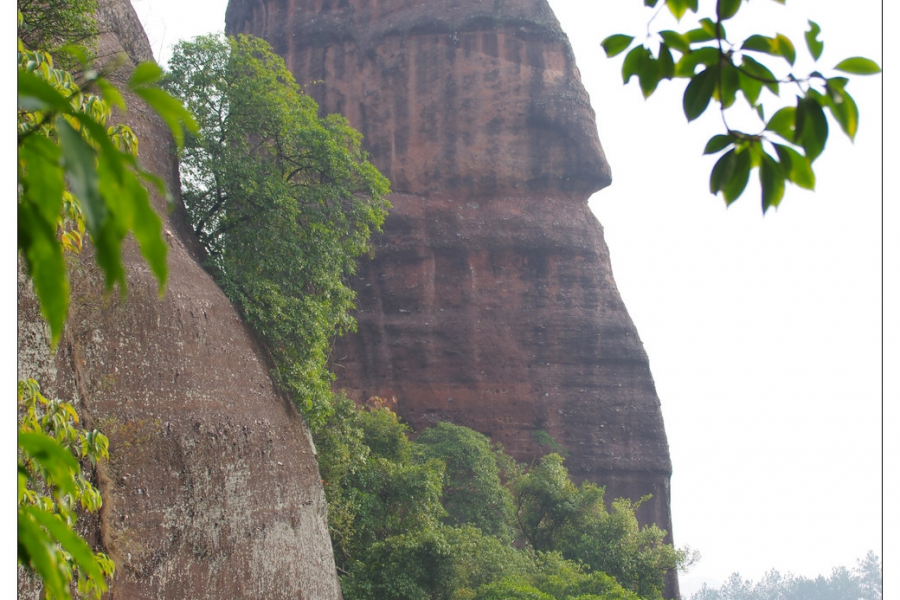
[
  {"xmin": 17, "ymin": 1, "xmax": 340, "ymax": 598},
  {"xmin": 225, "ymin": 2, "xmax": 676, "ymax": 588}
]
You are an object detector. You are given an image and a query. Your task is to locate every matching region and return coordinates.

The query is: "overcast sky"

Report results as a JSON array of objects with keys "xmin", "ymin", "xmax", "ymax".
[{"xmin": 123, "ymin": 0, "xmax": 888, "ymax": 595}]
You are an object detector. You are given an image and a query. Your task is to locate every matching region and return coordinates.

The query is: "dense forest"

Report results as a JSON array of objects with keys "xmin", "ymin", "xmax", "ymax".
[
  {"xmin": 17, "ymin": 2, "xmax": 880, "ymax": 599},
  {"xmin": 164, "ymin": 32, "xmax": 693, "ymax": 600}
]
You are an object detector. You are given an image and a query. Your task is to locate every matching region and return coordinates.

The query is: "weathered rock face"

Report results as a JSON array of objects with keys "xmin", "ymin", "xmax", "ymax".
[
  {"xmin": 226, "ymin": 0, "xmax": 676, "ymax": 595},
  {"xmin": 17, "ymin": 1, "xmax": 341, "ymax": 598}
]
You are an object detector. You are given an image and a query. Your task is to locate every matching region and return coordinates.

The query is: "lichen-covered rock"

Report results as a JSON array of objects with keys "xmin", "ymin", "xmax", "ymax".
[
  {"xmin": 17, "ymin": 1, "xmax": 341, "ymax": 598},
  {"xmin": 225, "ymin": 4, "xmax": 678, "ymax": 597}
]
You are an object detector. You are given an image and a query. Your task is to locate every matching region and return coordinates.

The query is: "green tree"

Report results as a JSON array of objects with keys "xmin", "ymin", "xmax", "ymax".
[
  {"xmin": 17, "ymin": 0, "xmax": 98, "ymax": 62},
  {"xmin": 164, "ymin": 34, "xmax": 390, "ymax": 427},
  {"xmin": 314, "ymin": 399, "xmax": 446, "ymax": 575},
  {"xmin": 602, "ymin": 0, "xmax": 881, "ymax": 211},
  {"xmin": 513, "ymin": 454, "xmax": 691, "ymax": 600},
  {"xmin": 415, "ymin": 422, "xmax": 517, "ymax": 542}
]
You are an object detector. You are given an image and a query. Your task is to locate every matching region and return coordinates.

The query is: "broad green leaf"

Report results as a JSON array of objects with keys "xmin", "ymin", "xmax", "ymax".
[
  {"xmin": 602, "ymin": 34, "xmax": 634, "ymax": 58},
  {"xmin": 765, "ymin": 106, "xmax": 797, "ymax": 144},
  {"xmin": 742, "ymin": 34, "xmax": 777, "ymax": 55},
  {"xmin": 57, "ymin": 118, "xmax": 106, "ymax": 233},
  {"xmin": 17, "ymin": 511, "xmax": 69, "ymax": 600},
  {"xmin": 18, "ymin": 68, "xmax": 74, "ymax": 113},
  {"xmin": 697, "ymin": 18, "xmax": 724, "ymax": 41},
  {"xmin": 645, "ymin": 0, "xmax": 660, "ymax": 6},
  {"xmin": 773, "ymin": 143, "xmax": 815, "ymax": 189},
  {"xmin": 775, "ymin": 34, "xmax": 796, "ymax": 66},
  {"xmin": 658, "ymin": 43, "xmax": 675, "ymax": 80},
  {"xmin": 760, "ymin": 153, "xmax": 786, "ymax": 211},
  {"xmin": 70, "ymin": 113, "xmax": 129, "ymax": 185},
  {"xmin": 738, "ymin": 69, "xmax": 763, "ymax": 107},
  {"xmin": 19, "ymin": 135, "xmax": 64, "ymax": 225},
  {"xmin": 659, "ymin": 30, "xmax": 691, "ymax": 54},
  {"xmin": 740, "ymin": 55, "xmax": 779, "ymax": 96},
  {"xmin": 718, "ymin": 0, "xmax": 741, "ymax": 20},
  {"xmin": 18, "ymin": 432, "xmax": 78, "ymax": 494},
  {"xmin": 715, "ymin": 61, "xmax": 741, "ymax": 108},
  {"xmin": 17, "ymin": 203, "xmax": 69, "ymax": 346},
  {"xmin": 685, "ymin": 27, "xmax": 715, "ymax": 43},
  {"xmin": 124, "ymin": 172, "xmax": 168, "ymax": 293},
  {"xmin": 824, "ymin": 81, "xmax": 859, "ymax": 140},
  {"xmin": 674, "ymin": 47, "xmax": 719, "ymax": 77},
  {"xmin": 622, "ymin": 45, "xmax": 650, "ymax": 84},
  {"xmin": 639, "ymin": 54, "xmax": 662, "ymax": 98},
  {"xmin": 27, "ymin": 507, "xmax": 106, "ymax": 585},
  {"xmin": 834, "ymin": 57, "xmax": 882, "ymax": 75},
  {"xmin": 795, "ymin": 96, "xmax": 828, "ymax": 161},
  {"xmin": 805, "ymin": 21, "xmax": 824, "ymax": 61},
  {"xmin": 683, "ymin": 67, "xmax": 716, "ymax": 121},
  {"xmin": 723, "ymin": 149, "xmax": 751, "ymax": 204},
  {"xmin": 710, "ymin": 149, "xmax": 736, "ymax": 194},
  {"xmin": 95, "ymin": 78, "xmax": 126, "ymax": 111},
  {"xmin": 133, "ymin": 85, "xmax": 198, "ymax": 149},
  {"xmin": 703, "ymin": 134, "xmax": 733, "ymax": 154},
  {"xmin": 128, "ymin": 60, "xmax": 164, "ymax": 88},
  {"xmin": 666, "ymin": 0, "xmax": 691, "ymax": 20}
]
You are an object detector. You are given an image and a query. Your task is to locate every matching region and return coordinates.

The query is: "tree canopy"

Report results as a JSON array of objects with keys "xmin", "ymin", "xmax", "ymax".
[
  {"xmin": 311, "ymin": 397, "xmax": 692, "ymax": 600},
  {"xmin": 165, "ymin": 34, "xmax": 391, "ymax": 427}
]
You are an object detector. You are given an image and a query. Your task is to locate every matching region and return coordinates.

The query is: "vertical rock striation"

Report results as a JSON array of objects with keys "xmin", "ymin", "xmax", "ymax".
[
  {"xmin": 226, "ymin": 0, "xmax": 677, "ymax": 595},
  {"xmin": 18, "ymin": 1, "xmax": 341, "ymax": 598}
]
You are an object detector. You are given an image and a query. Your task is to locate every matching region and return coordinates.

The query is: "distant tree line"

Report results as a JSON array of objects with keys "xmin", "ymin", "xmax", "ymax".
[{"xmin": 690, "ymin": 552, "xmax": 882, "ymax": 600}]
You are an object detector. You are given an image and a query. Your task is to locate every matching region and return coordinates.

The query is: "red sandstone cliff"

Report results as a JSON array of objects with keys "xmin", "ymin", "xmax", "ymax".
[
  {"xmin": 17, "ymin": 1, "xmax": 340, "ymax": 598},
  {"xmin": 225, "ymin": 1, "xmax": 677, "ymax": 589}
]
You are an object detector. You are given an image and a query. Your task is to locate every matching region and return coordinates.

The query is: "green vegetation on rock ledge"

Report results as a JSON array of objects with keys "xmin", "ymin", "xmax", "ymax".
[
  {"xmin": 313, "ymin": 397, "xmax": 693, "ymax": 600},
  {"xmin": 165, "ymin": 34, "xmax": 390, "ymax": 428},
  {"xmin": 163, "ymin": 28, "xmax": 692, "ymax": 600}
]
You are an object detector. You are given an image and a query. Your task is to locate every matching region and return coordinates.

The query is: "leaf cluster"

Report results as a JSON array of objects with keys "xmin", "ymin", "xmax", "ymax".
[
  {"xmin": 17, "ymin": 8, "xmax": 194, "ymax": 597},
  {"xmin": 601, "ymin": 0, "xmax": 881, "ymax": 212},
  {"xmin": 18, "ymin": 380, "xmax": 114, "ymax": 600},
  {"xmin": 18, "ymin": 30, "xmax": 195, "ymax": 345},
  {"xmin": 165, "ymin": 34, "xmax": 391, "ymax": 428}
]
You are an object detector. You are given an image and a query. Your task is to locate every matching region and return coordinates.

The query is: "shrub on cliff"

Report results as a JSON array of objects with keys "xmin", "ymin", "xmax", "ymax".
[{"xmin": 165, "ymin": 34, "xmax": 391, "ymax": 428}]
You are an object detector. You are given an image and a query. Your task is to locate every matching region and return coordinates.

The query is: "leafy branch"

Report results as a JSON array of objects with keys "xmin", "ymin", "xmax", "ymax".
[{"xmin": 601, "ymin": 0, "xmax": 881, "ymax": 212}]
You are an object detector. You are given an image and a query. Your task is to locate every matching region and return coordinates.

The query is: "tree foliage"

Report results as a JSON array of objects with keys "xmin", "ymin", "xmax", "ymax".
[
  {"xmin": 165, "ymin": 34, "xmax": 391, "ymax": 427},
  {"xmin": 17, "ymin": 0, "xmax": 99, "ymax": 62},
  {"xmin": 689, "ymin": 552, "xmax": 882, "ymax": 600},
  {"xmin": 415, "ymin": 422, "xmax": 517, "ymax": 542},
  {"xmin": 602, "ymin": 0, "xmax": 881, "ymax": 212},
  {"xmin": 513, "ymin": 454, "xmax": 691, "ymax": 600},
  {"xmin": 18, "ymin": 380, "xmax": 114, "ymax": 600},
  {"xmin": 17, "ymin": 3, "xmax": 193, "ymax": 596},
  {"xmin": 315, "ymin": 399, "xmax": 692, "ymax": 600}
]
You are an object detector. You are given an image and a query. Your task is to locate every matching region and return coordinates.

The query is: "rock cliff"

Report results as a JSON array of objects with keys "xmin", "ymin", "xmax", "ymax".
[
  {"xmin": 17, "ymin": 1, "xmax": 341, "ymax": 598},
  {"xmin": 225, "ymin": 1, "xmax": 677, "ymax": 593}
]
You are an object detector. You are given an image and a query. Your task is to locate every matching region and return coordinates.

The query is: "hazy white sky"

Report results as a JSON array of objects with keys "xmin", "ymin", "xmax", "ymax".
[{"xmin": 129, "ymin": 0, "xmax": 888, "ymax": 595}]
